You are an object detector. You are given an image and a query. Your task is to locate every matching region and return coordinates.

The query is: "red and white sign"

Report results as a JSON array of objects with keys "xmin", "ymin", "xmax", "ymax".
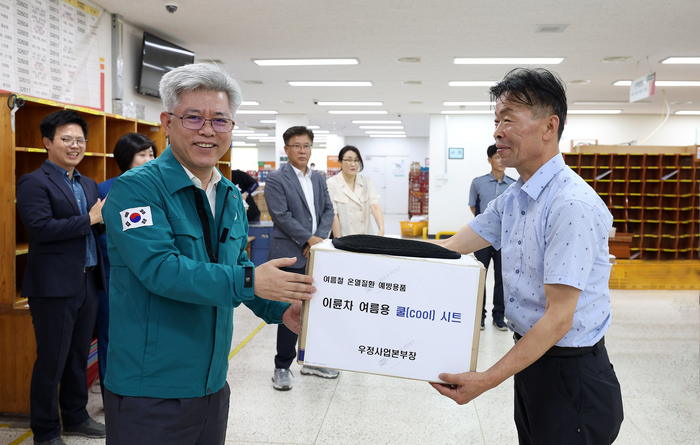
[{"xmin": 630, "ymin": 73, "xmax": 656, "ymax": 103}]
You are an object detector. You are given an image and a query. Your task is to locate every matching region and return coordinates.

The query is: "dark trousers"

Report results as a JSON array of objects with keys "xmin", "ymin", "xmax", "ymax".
[
  {"xmin": 275, "ymin": 266, "xmax": 305, "ymax": 369},
  {"xmin": 104, "ymin": 383, "xmax": 230, "ymax": 445},
  {"xmin": 514, "ymin": 345, "xmax": 624, "ymax": 445},
  {"xmin": 474, "ymin": 246, "xmax": 504, "ymax": 320},
  {"xmin": 96, "ymin": 276, "xmax": 110, "ymax": 399},
  {"xmin": 28, "ymin": 269, "xmax": 99, "ymax": 442}
]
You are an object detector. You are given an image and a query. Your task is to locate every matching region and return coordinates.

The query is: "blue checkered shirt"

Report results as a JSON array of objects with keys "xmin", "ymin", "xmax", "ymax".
[
  {"xmin": 46, "ymin": 160, "xmax": 98, "ymax": 267},
  {"xmin": 468, "ymin": 154, "xmax": 613, "ymax": 347}
]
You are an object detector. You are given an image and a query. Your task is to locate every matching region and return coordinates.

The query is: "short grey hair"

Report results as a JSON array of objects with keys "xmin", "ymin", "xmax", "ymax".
[{"xmin": 159, "ymin": 63, "xmax": 243, "ymax": 116}]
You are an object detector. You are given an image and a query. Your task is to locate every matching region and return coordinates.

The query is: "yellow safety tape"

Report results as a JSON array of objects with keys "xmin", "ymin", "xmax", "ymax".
[
  {"xmin": 228, "ymin": 322, "xmax": 266, "ymax": 361},
  {"xmin": 9, "ymin": 429, "xmax": 33, "ymax": 445}
]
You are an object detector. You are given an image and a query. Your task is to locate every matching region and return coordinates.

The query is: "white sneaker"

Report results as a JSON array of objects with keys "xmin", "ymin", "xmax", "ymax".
[
  {"xmin": 300, "ymin": 365, "xmax": 340, "ymax": 379},
  {"xmin": 272, "ymin": 368, "xmax": 293, "ymax": 390}
]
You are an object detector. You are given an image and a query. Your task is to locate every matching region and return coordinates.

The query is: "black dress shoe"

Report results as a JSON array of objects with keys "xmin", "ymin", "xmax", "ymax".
[
  {"xmin": 34, "ymin": 437, "xmax": 67, "ymax": 445},
  {"xmin": 63, "ymin": 418, "xmax": 106, "ymax": 438}
]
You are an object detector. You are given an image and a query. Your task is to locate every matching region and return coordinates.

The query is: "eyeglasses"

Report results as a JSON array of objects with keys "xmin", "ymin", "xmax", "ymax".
[
  {"xmin": 54, "ymin": 136, "xmax": 88, "ymax": 147},
  {"xmin": 168, "ymin": 113, "xmax": 235, "ymax": 133},
  {"xmin": 342, "ymin": 159, "xmax": 361, "ymax": 164},
  {"xmin": 286, "ymin": 144, "xmax": 312, "ymax": 151}
]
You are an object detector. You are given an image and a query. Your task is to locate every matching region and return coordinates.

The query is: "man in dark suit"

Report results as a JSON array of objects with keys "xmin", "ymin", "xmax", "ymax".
[
  {"xmin": 16, "ymin": 110, "xmax": 107, "ymax": 445},
  {"xmin": 265, "ymin": 126, "xmax": 336, "ymax": 390}
]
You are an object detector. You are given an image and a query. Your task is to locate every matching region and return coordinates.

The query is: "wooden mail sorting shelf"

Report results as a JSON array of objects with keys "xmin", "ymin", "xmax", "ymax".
[
  {"xmin": 0, "ymin": 93, "xmax": 167, "ymax": 413},
  {"xmin": 298, "ymin": 240, "xmax": 485, "ymax": 383},
  {"xmin": 563, "ymin": 149, "xmax": 699, "ymax": 261}
]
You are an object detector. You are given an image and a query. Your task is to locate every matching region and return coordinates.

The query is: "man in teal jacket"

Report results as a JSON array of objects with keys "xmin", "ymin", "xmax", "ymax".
[{"xmin": 101, "ymin": 63, "xmax": 315, "ymax": 445}]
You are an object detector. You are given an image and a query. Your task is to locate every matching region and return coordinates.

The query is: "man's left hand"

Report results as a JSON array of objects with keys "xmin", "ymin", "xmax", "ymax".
[
  {"xmin": 429, "ymin": 371, "xmax": 492, "ymax": 405},
  {"xmin": 282, "ymin": 302, "xmax": 302, "ymax": 334},
  {"xmin": 303, "ymin": 235, "xmax": 325, "ymax": 257}
]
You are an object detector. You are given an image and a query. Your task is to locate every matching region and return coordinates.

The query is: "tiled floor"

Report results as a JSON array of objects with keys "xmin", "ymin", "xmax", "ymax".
[{"xmin": 2, "ymin": 215, "xmax": 699, "ymax": 444}]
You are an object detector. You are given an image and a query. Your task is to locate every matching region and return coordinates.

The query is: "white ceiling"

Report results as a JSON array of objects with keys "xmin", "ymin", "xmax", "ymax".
[{"xmin": 93, "ymin": 0, "xmax": 700, "ymax": 140}]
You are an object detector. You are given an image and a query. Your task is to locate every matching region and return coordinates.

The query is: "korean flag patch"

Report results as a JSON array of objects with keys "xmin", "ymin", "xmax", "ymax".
[{"xmin": 120, "ymin": 206, "xmax": 154, "ymax": 231}]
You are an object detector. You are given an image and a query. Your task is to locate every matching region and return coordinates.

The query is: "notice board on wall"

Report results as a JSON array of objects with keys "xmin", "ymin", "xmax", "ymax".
[
  {"xmin": 0, "ymin": 0, "xmax": 105, "ymax": 109},
  {"xmin": 299, "ymin": 240, "xmax": 485, "ymax": 383}
]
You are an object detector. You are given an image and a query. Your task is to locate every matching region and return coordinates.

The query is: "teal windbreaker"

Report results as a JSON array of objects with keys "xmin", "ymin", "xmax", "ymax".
[{"xmin": 102, "ymin": 147, "xmax": 288, "ymax": 398}]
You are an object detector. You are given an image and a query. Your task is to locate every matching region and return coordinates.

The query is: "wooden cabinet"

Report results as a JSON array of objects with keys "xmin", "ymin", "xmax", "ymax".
[
  {"xmin": 563, "ymin": 151, "xmax": 699, "ymax": 261},
  {"xmin": 0, "ymin": 93, "xmax": 165, "ymax": 413}
]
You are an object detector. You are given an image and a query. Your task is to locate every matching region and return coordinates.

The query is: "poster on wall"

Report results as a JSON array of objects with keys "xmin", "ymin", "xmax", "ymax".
[
  {"xmin": 391, "ymin": 159, "xmax": 405, "ymax": 177},
  {"xmin": 0, "ymin": 0, "xmax": 105, "ymax": 110}
]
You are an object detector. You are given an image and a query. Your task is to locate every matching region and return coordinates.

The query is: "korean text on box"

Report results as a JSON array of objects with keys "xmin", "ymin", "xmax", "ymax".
[{"xmin": 299, "ymin": 240, "xmax": 485, "ymax": 383}]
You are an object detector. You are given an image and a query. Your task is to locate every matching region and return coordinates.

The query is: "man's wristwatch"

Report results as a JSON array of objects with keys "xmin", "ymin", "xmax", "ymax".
[{"xmin": 244, "ymin": 265, "xmax": 253, "ymax": 288}]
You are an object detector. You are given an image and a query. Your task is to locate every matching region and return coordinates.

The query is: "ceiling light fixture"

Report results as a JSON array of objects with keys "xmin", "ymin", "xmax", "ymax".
[
  {"xmin": 240, "ymin": 101, "xmax": 259, "ymax": 106},
  {"xmin": 397, "ymin": 57, "xmax": 421, "ymax": 63},
  {"xmin": 573, "ymin": 101, "xmax": 649, "ymax": 105},
  {"xmin": 568, "ymin": 80, "xmax": 590, "ymax": 85},
  {"xmin": 259, "ymin": 119, "xmax": 276, "ymax": 123},
  {"xmin": 568, "ymin": 110, "xmax": 622, "ymax": 114},
  {"xmin": 352, "ymin": 120, "xmax": 402, "ymax": 124},
  {"xmin": 288, "ymin": 81, "xmax": 372, "ymax": 87},
  {"xmin": 254, "ymin": 58, "xmax": 359, "ymax": 66},
  {"xmin": 235, "ymin": 110, "xmax": 278, "ymax": 114},
  {"xmin": 454, "ymin": 58, "xmax": 563, "ymax": 65},
  {"xmin": 242, "ymin": 80, "xmax": 263, "ymax": 85},
  {"xmin": 314, "ymin": 130, "xmax": 330, "ymax": 134},
  {"xmin": 358, "ymin": 125, "xmax": 404, "ymax": 129},
  {"xmin": 307, "ymin": 125, "xmax": 320, "ymax": 129},
  {"xmin": 328, "ymin": 110, "xmax": 388, "ymax": 115},
  {"xmin": 675, "ymin": 110, "xmax": 700, "ymax": 115},
  {"xmin": 661, "ymin": 57, "xmax": 700, "ymax": 64},
  {"xmin": 365, "ymin": 131, "xmax": 406, "ymax": 134},
  {"xmin": 448, "ymin": 81, "xmax": 498, "ymax": 87},
  {"xmin": 402, "ymin": 80, "xmax": 422, "ymax": 85},
  {"xmin": 443, "ymin": 101, "xmax": 495, "ymax": 106},
  {"xmin": 231, "ymin": 141, "xmax": 257, "ymax": 146},
  {"xmin": 614, "ymin": 80, "xmax": 700, "ymax": 87},
  {"xmin": 316, "ymin": 101, "xmax": 383, "ymax": 106},
  {"xmin": 440, "ymin": 110, "xmax": 493, "ymax": 114},
  {"xmin": 369, "ymin": 135, "xmax": 407, "ymax": 138}
]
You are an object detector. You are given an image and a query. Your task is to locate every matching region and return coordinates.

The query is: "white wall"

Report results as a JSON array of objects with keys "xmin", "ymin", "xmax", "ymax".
[
  {"xmin": 428, "ymin": 113, "xmax": 700, "ymax": 234},
  {"xmin": 343, "ymin": 137, "xmax": 429, "ymax": 166},
  {"xmin": 230, "ymin": 147, "xmax": 259, "ymax": 172},
  {"xmin": 428, "ymin": 115, "xmax": 519, "ymax": 233},
  {"xmin": 257, "ymin": 146, "xmax": 276, "ymax": 163},
  {"xmin": 560, "ymin": 114, "xmax": 700, "ymax": 150}
]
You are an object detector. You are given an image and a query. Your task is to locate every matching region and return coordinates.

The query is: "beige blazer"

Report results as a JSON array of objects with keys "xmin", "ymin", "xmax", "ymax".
[{"xmin": 326, "ymin": 173, "xmax": 381, "ymax": 236}]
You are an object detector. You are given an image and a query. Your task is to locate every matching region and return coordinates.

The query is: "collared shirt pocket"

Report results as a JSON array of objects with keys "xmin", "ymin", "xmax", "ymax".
[
  {"xmin": 169, "ymin": 218, "xmax": 204, "ymax": 261},
  {"xmin": 219, "ymin": 219, "xmax": 248, "ymax": 263}
]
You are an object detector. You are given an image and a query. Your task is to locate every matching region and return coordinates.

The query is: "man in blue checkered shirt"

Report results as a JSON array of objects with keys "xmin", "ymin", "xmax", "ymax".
[{"xmin": 433, "ymin": 68, "xmax": 623, "ymax": 445}]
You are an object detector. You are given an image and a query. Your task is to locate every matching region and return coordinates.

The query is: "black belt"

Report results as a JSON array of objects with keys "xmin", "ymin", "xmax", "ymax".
[
  {"xmin": 513, "ymin": 332, "xmax": 605, "ymax": 358},
  {"xmin": 84, "ymin": 265, "xmax": 96, "ymax": 273}
]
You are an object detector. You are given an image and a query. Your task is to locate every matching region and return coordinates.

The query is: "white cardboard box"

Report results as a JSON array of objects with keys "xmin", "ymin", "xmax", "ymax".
[{"xmin": 298, "ymin": 239, "xmax": 485, "ymax": 383}]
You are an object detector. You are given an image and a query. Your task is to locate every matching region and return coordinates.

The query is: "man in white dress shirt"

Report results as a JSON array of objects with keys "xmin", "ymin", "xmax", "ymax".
[{"xmin": 264, "ymin": 126, "xmax": 337, "ymax": 390}]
